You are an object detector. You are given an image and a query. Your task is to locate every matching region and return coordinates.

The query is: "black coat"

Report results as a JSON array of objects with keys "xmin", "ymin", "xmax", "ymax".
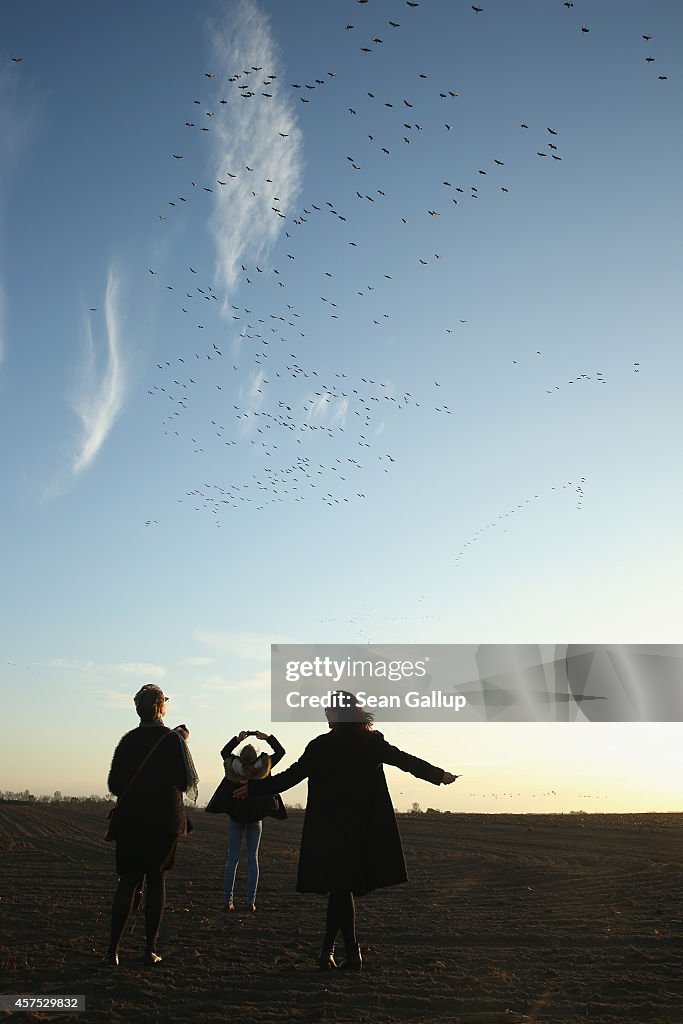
[
  {"xmin": 107, "ymin": 724, "xmax": 189, "ymax": 837},
  {"xmin": 248, "ymin": 728, "xmax": 445, "ymax": 895},
  {"xmin": 205, "ymin": 735, "xmax": 287, "ymax": 824}
]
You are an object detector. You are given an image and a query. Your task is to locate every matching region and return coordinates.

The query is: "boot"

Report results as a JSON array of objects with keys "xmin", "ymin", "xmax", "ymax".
[{"xmin": 338, "ymin": 943, "xmax": 362, "ymax": 971}]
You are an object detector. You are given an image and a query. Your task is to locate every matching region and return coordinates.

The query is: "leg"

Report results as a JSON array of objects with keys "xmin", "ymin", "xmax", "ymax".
[
  {"xmin": 143, "ymin": 869, "xmax": 167, "ymax": 962},
  {"xmin": 133, "ymin": 881, "xmax": 144, "ymax": 911},
  {"xmin": 336, "ymin": 890, "xmax": 361, "ymax": 971},
  {"xmin": 223, "ymin": 819, "xmax": 243, "ymax": 909},
  {"xmin": 319, "ymin": 890, "xmax": 342, "ymax": 968},
  {"xmin": 245, "ymin": 820, "xmax": 262, "ymax": 908},
  {"xmin": 105, "ymin": 873, "xmax": 143, "ymax": 963}
]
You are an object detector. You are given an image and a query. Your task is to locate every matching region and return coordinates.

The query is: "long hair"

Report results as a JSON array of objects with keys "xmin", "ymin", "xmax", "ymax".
[{"xmin": 326, "ymin": 691, "xmax": 374, "ymax": 734}]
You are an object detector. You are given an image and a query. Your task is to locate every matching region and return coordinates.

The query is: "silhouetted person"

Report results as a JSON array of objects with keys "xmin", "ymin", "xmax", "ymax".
[
  {"xmin": 205, "ymin": 729, "xmax": 286, "ymax": 911},
  {"xmin": 103, "ymin": 684, "xmax": 198, "ymax": 966},
  {"xmin": 235, "ymin": 692, "xmax": 458, "ymax": 970}
]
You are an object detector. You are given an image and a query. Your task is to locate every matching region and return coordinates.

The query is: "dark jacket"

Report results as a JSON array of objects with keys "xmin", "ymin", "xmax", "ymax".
[
  {"xmin": 107, "ymin": 724, "xmax": 189, "ymax": 837},
  {"xmin": 205, "ymin": 734, "xmax": 287, "ymax": 824},
  {"xmin": 247, "ymin": 728, "xmax": 445, "ymax": 895}
]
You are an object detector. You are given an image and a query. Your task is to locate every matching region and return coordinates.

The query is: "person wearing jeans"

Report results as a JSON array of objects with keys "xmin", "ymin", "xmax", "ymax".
[
  {"xmin": 205, "ymin": 729, "xmax": 287, "ymax": 912},
  {"xmin": 224, "ymin": 818, "xmax": 263, "ymax": 911}
]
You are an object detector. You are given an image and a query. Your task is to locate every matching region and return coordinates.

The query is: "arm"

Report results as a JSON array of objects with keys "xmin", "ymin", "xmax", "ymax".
[
  {"xmin": 107, "ymin": 739, "xmax": 126, "ymax": 797},
  {"xmin": 266, "ymin": 734, "xmax": 286, "ymax": 768},
  {"xmin": 220, "ymin": 735, "xmax": 241, "ymax": 760},
  {"xmin": 243, "ymin": 741, "xmax": 316, "ymax": 797},
  {"xmin": 377, "ymin": 736, "xmax": 447, "ymax": 786}
]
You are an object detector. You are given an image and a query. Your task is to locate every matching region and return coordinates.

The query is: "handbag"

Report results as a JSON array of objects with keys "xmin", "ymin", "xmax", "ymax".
[{"xmin": 104, "ymin": 732, "xmax": 172, "ymax": 841}]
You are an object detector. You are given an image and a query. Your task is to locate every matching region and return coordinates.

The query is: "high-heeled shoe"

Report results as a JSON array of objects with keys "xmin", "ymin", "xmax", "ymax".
[
  {"xmin": 338, "ymin": 943, "xmax": 362, "ymax": 971},
  {"xmin": 143, "ymin": 951, "xmax": 163, "ymax": 965}
]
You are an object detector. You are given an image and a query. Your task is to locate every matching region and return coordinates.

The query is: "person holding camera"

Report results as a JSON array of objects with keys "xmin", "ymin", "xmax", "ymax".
[{"xmin": 205, "ymin": 729, "xmax": 286, "ymax": 912}]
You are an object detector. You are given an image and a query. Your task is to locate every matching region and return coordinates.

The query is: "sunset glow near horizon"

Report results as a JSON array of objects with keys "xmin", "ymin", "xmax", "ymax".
[{"xmin": 1, "ymin": 0, "xmax": 682, "ymax": 813}]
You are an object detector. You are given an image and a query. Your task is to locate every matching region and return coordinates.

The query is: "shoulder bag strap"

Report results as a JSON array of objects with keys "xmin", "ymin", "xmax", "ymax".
[{"xmin": 115, "ymin": 731, "xmax": 174, "ymax": 806}]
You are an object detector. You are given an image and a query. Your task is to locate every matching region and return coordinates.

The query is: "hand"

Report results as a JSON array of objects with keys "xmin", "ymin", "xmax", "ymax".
[
  {"xmin": 234, "ymin": 781, "xmax": 249, "ymax": 799},
  {"xmin": 174, "ymin": 724, "xmax": 189, "ymax": 740},
  {"xmin": 254, "ymin": 730, "xmax": 269, "ymax": 741},
  {"xmin": 237, "ymin": 730, "xmax": 249, "ymax": 742},
  {"xmin": 441, "ymin": 772, "xmax": 460, "ymax": 785}
]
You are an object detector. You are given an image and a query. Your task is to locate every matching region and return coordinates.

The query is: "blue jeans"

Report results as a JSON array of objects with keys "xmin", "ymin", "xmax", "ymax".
[{"xmin": 224, "ymin": 819, "xmax": 262, "ymax": 904}]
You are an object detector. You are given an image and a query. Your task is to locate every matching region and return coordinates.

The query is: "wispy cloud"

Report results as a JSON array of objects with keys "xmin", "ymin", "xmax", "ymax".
[
  {"xmin": 47, "ymin": 658, "xmax": 166, "ymax": 679},
  {"xmin": 181, "ymin": 656, "xmax": 216, "ymax": 667},
  {"xmin": 202, "ymin": 670, "xmax": 270, "ymax": 692},
  {"xmin": 306, "ymin": 393, "xmax": 349, "ymax": 429},
  {"xmin": 109, "ymin": 662, "xmax": 167, "ymax": 679},
  {"xmin": 101, "ymin": 689, "xmax": 137, "ymax": 710},
  {"xmin": 206, "ymin": 0, "xmax": 304, "ymax": 297},
  {"xmin": 71, "ymin": 268, "xmax": 127, "ymax": 475},
  {"xmin": 193, "ymin": 628, "xmax": 288, "ymax": 662}
]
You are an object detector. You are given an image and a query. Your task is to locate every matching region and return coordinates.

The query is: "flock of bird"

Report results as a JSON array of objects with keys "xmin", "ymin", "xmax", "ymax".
[
  {"xmin": 134, "ymin": 0, "xmax": 655, "ymax": 547},
  {"xmin": 9, "ymin": 3, "xmax": 656, "ymax": 570}
]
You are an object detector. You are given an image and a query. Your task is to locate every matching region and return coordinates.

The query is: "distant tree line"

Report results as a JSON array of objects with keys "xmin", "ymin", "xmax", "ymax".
[
  {"xmin": 0, "ymin": 790, "xmax": 113, "ymax": 804},
  {"xmin": 405, "ymin": 803, "xmax": 453, "ymax": 815}
]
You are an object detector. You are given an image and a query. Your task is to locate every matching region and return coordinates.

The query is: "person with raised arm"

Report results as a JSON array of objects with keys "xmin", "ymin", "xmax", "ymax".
[{"xmin": 206, "ymin": 728, "xmax": 286, "ymax": 912}]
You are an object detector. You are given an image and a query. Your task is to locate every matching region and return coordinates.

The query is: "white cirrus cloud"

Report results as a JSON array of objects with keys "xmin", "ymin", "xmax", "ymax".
[
  {"xmin": 47, "ymin": 658, "xmax": 166, "ymax": 679},
  {"xmin": 193, "ymin": 629, "xmax": 288, "ymax": 662},
  {"xmin": 181, "ymin": 656, "xmax": 216, "ymax": 667},
  {"xmin": 71, "ymin": 267, "xmax": 128, "ymax": 475},
  {"xmin": 200, "ymin": 674, "xmax": 238, "ymax": 691},
  {"xmin": 200, "ymin": 670, "xmax": 270, "ymax": 692},
  {"xmin": 47, "ymin": 658, "xmax": 96, "ymax": 672},
  {"xmin": 304, "ymin": 392, "xmax": 348, "ymax": 430},
  {"xmin": 100, "ymin": 689, "xmax": 136, "ymax": 710},
  {"xmin": 109, "ymin": 662, "xmax": 167, "ymax": 679},
  {"xmin": 234, "ymin": 670, "xmax": 271, "ymax": 691},
  {"xmin": 206, "ymin": 0, "xmax": 304, "ymax": 298}
]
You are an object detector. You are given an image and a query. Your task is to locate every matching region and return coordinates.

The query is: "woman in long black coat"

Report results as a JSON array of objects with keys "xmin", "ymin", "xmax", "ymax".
[{"xmin": 236, "ymin": 694, "xmax": 458, "ymax": 970}]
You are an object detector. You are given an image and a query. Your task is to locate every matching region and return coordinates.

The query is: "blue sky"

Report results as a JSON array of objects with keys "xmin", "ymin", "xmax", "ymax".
[{"xmin": 1, "ymin": 0, "xmax": 682, "ymax": 812}]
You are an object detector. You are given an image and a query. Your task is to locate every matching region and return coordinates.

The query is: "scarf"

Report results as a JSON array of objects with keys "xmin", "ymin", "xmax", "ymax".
[{"xmin": 177, "ymin": 733, "xmax": 200, "ymax": 804}]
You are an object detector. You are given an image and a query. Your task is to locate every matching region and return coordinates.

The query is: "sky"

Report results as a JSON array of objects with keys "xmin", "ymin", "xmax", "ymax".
[{"xmin": 1, "ymin": 0, "xmax": 682, "ymax": 814}]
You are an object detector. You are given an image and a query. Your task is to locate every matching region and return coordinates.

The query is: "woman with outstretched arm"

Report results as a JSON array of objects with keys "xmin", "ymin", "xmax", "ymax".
[{"xmin": 235, "ymin": 692, "xmax": 459, "ymax": 971}]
